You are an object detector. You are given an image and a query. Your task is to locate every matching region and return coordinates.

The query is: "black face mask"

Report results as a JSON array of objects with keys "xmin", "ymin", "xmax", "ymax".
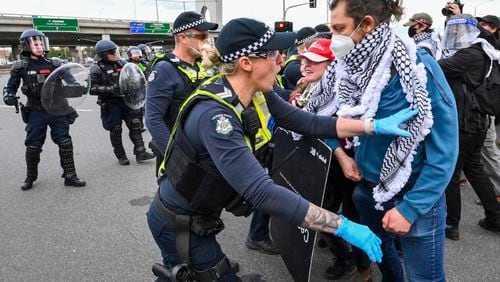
[{"xmin": 408, "ymin": 26, "xmax": 418, "ymax": 38}]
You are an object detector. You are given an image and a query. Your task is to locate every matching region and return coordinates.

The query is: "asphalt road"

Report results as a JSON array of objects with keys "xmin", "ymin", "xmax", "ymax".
[{"xmin": 0, "ymin": 75, "xmax": 498, "ymax": 281}]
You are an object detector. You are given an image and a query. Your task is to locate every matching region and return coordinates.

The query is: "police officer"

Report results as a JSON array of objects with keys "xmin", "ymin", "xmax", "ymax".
[
  {"xmin": 126, "ymin": 46, "xmax": 148, "ymax": 73},
  {"xmin": 137, "ymin": 43, "xmax": 153, "ymax": 72},
  {"xmin": 147, "ymin": 18, "xmax": 419, "ymax": 281},
  {"xmin": 2, "ymin": 29, "xmax": 86, "ymax": 190},
  {"xmin": 89, "ymin": 39, "xmax": 155, "ymax": 165},
  {"xmin": 282, "ymin": 26, "xmax": 318, "ymax": 90},
  {"xmin": 145, "ymin": 11, "xmax": 218, "ymax": 175}
]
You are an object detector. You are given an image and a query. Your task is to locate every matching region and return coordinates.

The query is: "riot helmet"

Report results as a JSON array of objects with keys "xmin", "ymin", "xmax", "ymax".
[
  {"xmin": 126, "ymin": 46, "xmax": 142, "ymax": 63},
  {"xmin": 443, "ymin": 14, "xmax": 480, "ymax": 50},
  {"xmin": 137, "ymin": 44, "xmax": 153, "ymax": 61},
  {"xmin": 20, "ymin": 29, "xmax": 49, "ymax": 57},
  {"xmin": 95, "ymin": 39, "xmax": 119, "ymax": 61}
]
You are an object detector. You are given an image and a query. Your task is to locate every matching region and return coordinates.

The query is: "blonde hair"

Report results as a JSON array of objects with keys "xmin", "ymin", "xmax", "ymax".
[{"xmin": 202, "ymin": 47, "xmax": 238, "ymax": 75}]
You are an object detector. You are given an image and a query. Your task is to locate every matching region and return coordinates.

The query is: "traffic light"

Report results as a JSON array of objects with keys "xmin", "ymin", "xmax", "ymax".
[
  {"xmin": 274, "ymin": 21, "xmax": 293, "ymax": 32},
  {"xmin": 309, "ymin": 0, "xmax": 317, "ymax": 8}
]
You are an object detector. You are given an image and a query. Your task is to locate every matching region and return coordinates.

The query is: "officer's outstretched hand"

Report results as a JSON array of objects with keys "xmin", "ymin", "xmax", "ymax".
[
  {"xmin": 333, "ymin": 215, "xmax": 382, "ymax": 263},
  {"xmin": 373, "ymin": 107, "xmax": 419, "ymax": 137}
]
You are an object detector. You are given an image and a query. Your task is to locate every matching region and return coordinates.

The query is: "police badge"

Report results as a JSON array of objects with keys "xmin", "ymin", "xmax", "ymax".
[{"xmin": 213, "ymin": 114, "xmax": 233, "ymax": 136}]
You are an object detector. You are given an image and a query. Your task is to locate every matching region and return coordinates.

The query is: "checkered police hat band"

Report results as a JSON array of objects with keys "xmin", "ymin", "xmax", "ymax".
[
  {"xmin": 296, "ymin": 32, "xmax": 318, "ymax": 46},
  {"xmin": 171, "ymin": 18, "xmax": 208, "ymax": 34},
  {"xmin": 220, "ymin": 29, "xmax": 275, "ymax": 63}
]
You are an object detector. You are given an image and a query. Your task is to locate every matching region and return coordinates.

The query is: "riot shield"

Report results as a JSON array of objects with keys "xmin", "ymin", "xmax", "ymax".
[
  {"xmin": 119, "ymin": 63, "xmax": 146, "ymax": 110},
  {"xmin": 41, "ymin": 63, "xmax": 90, "ymax": 116},
  {"xmin": 270, "ymin": 128, "xmax": 332, "ymax": 282}
]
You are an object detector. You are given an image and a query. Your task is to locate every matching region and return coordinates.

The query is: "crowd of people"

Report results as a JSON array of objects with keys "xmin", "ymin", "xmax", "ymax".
[{"xmin": 2, "ymin": 0, "xmax": 499, "ymax": 281}]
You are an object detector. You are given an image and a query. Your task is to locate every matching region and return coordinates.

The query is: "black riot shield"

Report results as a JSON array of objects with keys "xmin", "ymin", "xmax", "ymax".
[
  {"xmin": 119, "ymin": 63, "xmax": 146, "ymax": 110},
  {"xmin": 41, "ymin": 63, "xmax": 90, "ymax": 116},
  {"xmin": 270, "ymin": 128, "xmax": 332, "ymax": 282}
]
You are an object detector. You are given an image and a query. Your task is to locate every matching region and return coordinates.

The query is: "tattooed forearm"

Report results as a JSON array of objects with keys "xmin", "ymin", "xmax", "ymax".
[{"xmin": 301, "ymin": 203, "xmax": 342, "ymax": 233}]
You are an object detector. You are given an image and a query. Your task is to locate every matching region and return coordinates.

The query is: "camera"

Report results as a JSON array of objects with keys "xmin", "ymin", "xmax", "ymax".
[{"xmin": 442, "ymin": 0, "xmax": 464, "ymax": 16}]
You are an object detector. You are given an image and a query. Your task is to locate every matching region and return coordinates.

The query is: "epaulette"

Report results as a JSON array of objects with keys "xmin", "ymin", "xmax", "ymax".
[
  {"xmin": 11, "ymin": 60, "xmax": 27, "ymax": 74},
  {"xmin": 89, "ymin": 63, "xmax": 102, "ymax": 75}
]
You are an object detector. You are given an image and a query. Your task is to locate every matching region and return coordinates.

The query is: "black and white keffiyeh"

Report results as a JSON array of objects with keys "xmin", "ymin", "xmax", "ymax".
[
  {"xmin": 305, "ymin": 23, "xmax": 433, "ymax": 210},
  {"xmin": 413, "ymin": 31, "xmax": 442, "ymax": 59}
]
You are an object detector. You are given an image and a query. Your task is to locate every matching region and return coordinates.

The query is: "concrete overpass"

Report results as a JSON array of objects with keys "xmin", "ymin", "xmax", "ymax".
[{"xmin": 0, "ymin": 13, "xmax": 220, "ymax": 62}]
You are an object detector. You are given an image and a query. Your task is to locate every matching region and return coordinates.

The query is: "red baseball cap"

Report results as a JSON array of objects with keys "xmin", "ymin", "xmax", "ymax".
[{"xmin": 297, "ymin": 39, "xmax": 335, "ymax": 62}]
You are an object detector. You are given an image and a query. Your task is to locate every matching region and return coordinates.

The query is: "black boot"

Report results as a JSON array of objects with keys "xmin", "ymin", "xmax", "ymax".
[
  {"xmin": 21, "ymin": 146, "xmax": 42, "ymax": 191},
  {"xmin": 59, "ymin": 138, "xmax": 86, "ymax": 187},
  {"xmin": 64, "ymin": 175, "xmax": 86, "ymax": 187},
  {"xmin": 110, "ymin": 126, "xmax": 129, "ymax": 165},
  {"xmin": 129, "ymin": 126, "xmax": 154, "ymax": 163}
]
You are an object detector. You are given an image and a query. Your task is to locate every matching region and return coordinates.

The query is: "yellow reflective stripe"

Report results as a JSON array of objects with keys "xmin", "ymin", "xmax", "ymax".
[
  {"xmin": 251, "ymin": 92, "xmax": 273, "ymax": 151},
  {"xmin": 275, "ymin": 75, "xmax": 284, "ymax": 88},
  {"xmin": 285, "ymin": 54, "xmax": 298, "ymax": 66},
  {"xmin": 176, "ymin": 61, "xmax": 212, "ymax": 83}
]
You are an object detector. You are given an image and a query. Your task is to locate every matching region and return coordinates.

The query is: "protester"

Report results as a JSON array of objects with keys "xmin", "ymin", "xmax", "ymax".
[
  {"xmin": 403, "ymin": 12, "xmax": 442, "ymax": 59},
  {"xmin": 305, "ymin": 0, "xmax": 459, "ymax": 280},
  {"xmin": 439, "ymin": 14, "xmax": 500, "ymax": 239}
]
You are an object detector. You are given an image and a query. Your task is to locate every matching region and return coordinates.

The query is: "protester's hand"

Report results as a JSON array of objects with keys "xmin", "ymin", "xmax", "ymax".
[
  {"xmin": 373, "ymin": 107, "xmax": 418, "ymax": 137},
  {"xmin": 334, "ymin": 148, "xmax": 362, "ymax": 182},
  {"xmin": 447, "ymin": 2, "xmax": 461, "ymax": 15},
  {"xmin": 382, "ymin": 207, "xmax": 412, "ymax": 235},
  {"xmin": 333, "ymin": 215, "xmax": 382, "ymax": 263}
]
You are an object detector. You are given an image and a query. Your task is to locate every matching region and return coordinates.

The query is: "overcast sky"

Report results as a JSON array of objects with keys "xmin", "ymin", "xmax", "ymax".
[{"xmin": 3, "ymin": 0, "xmax": 499, "ymax": 37}]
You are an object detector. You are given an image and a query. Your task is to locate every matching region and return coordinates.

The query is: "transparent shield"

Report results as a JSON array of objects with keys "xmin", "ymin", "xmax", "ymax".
[
  {"xmin": 41, "ymin": 63, "xmax": 90, "ymax": 115},
  {"xmin": 119, "ymin": 63, "xmax": 146, "ymax": 110}
]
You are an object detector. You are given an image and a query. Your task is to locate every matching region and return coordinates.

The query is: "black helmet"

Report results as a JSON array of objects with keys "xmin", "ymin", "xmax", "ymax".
[
  {"xmin": 19, "ymin": 29, "xmax": 49, "ymax": 57},
  {"xmin": 95, "ymin": 39, "xmax": 118, "ymax": 61}
]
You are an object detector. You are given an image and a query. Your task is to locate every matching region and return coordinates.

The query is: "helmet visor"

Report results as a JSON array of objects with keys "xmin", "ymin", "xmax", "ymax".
[
  {"xmin": 22, "ymin": 36, "xmax": 50, "ymax": 55},
  {"xmin": 129, "ymin": 48, "xmax": 142, "ymax": 58},
  {"xmin": 443, "ymin": 18, "xmax": 480, "ymax": 50}
]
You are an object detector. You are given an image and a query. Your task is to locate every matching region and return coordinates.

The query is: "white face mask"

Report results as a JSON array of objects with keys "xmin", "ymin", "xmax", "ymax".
[{"xmin": 329, "ymin": 21, "xmax": 363, "ymax": 60}]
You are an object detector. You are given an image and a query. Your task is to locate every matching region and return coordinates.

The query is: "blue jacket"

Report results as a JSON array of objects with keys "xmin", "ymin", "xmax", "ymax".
[
  {"xmin": 328, "ymin": 48, "xmax": 458, "ymax": 223},
  {"xmin": 145, "ymin": 59, "xmax": 194, "ymax": 154}
]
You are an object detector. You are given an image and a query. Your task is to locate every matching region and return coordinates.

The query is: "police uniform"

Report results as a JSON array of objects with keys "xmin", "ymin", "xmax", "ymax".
[
  {"xmin": 89, "ymin": 40, "xmax": 154, "ymax": 165},
  {"xmin": 146, "ymin": 18, "xmax": 344, "ymax": 281},
  {"xmin": 3, "ymin": 29, "xmax": 85, "ymax": 190},
  {"xmin": 145, "ymin": 11, "xmax": 218, "ymax": 175}
]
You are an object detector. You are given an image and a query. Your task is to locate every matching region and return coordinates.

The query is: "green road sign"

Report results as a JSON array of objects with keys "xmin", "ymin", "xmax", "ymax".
[
  {"xmin": 145, "ymin": 22, "xmax": 170, "ymax": 33},
  {"xmin": 130, "ymin": 22, "xmax": 170, "ymax": 34},
  {"xmin": 33, "ymin": 18, "xmax": 80, "ymax": 32}
]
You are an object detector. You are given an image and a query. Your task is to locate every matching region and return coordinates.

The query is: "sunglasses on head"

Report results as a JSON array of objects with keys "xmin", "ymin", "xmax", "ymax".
[{"xmin": 183, "ymin": 32, "xmax": 209, "ymax": 41}]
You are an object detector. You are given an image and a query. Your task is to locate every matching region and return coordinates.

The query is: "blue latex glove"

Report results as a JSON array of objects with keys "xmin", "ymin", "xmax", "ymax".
[
  {"xmin": 333, "ymin": 215, "xmax": 383, "ymax": 263},
  {"xmin": 373, "ymin": 107, "xmax": 419, "ymax": 137}
]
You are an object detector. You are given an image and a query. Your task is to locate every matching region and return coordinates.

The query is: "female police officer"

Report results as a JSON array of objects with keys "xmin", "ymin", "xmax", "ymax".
[{"xmin": 147, "ymin": 18, "xmax": 417, "ymax": 281}]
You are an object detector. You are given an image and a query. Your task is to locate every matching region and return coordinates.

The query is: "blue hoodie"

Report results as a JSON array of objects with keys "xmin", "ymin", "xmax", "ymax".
[{"xmin": 327, "ymin": 48, "xmax": 459, "ymax": 223}]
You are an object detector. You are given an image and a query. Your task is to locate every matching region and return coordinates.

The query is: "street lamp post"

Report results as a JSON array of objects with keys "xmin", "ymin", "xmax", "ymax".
[{"xmin": 155, "ymin": 0, "xmax": 160, "ymax": 22}]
